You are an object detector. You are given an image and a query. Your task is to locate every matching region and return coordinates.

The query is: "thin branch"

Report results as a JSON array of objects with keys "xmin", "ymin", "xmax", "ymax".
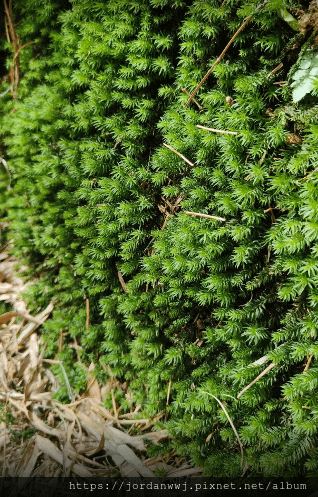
[
  {"xmin": 59, "ymin": 328, "xmax": 63, "ymax": 352},
  {"xmin": 237, "ymin": 362, "xmax": 277, "ymax": 399},
  {"xmin": 303, "ymin": 354, "xmax": 313, "ymax": 373},
  {"xmin": 181, "ymin": 88, "xmax": 203, "ymax": 110},
  {"xmin": 163, "ymin": 143, "xmax": 194, "ymax": 168},
  {"xmin": 185, "ymin": 211, "xmax": 226, "ymax": 222},
  {"xmin": 297, "ymin": 167, "xmax": 318, "ymax": 182},
  {"xmin": 197, "ymin": 125, "xmax": 238, "ymax": 135},
  {"xmin": 111, "ymin": 388, "xmax": 117, "ymax": 418},
  {"xmin": 114, "ymin": 136, "xmax": 122, "ymax": 149},
  {"xmin": 13, "ymin": 41, "xmax": 35, "ymax": 60},
  {"xmin": 263, "ymin": 204, "xmax": 277, "ymax": 223},
  {"xmin": 266, "ymin": 62, "xmax": 283, "ymax": 78},
  {"xmin": 263, "ymin": 206, "xmax": 278, "ymax": 213},
  {"xmin": 3, "ymin": 0, "xmax": 20, "ymax": 100},
  {"xmin": 85, "ymin": 298, "xmax": 89, "ymax": 330},
  {"xmin": 59, "ymin": 362, "xmax": 74, "ymax": 402},
  {"xmin": 184, "ymin": 0, "xmax": 268, "ymax": 108},
  {"xmin": 0, "ymin": 157, "xmax": 11, "ymax": 185},
  {"xmin": 166, "ymin": 378, "xmax": 172, "ymax": 406},
  {"xmin": 43, "ymin": 359, "xmax": 74, "ymax": 402},
  {"xmin": 259, "ymin": 150, "xmax": 267, "ymax": 164},
  {"xmin": 117, "ymin": 268, "xmax": 127, "ymax": 293},
  {"xmin": 16, "ymin": 302, "xmax": 53, "ymax": 346},
  {"xmin": 201, "ymin": 391, "xmax": 244, "ymax": 468},
  {"xmin": 252, "ymin": 354, "xmax": 269, "ymax": 366},
  {"xmin": 0, "ymin": 84, "xmax": 13, "ymax": 98}
]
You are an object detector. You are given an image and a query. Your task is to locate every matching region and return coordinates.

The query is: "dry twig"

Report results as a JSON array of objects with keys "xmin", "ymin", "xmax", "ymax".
[
  {"xmin": 181, "ymin": 88, "xmax": 203, "ymax": 110},
  {"xmin": 266, "ymin": 62, "xmax": 283, "ymax": 78},
  {"xmin": 117, "ymin": 269, "xmax": 127, "ymax": 293},
  {"xmin": 59, "ymin": 329, "xmax": 63, "ymax": 352},
  {"xmin": 0, "ymin": 157, "xmax": 11, "ymax": 189},
  {"xmin": 196, "ymin": 125, "xmax": 238, "ymax": 135},
  {"xmin": 166, "ymin": 379, "xmax": 172, "ymax": 406},
  {"xmin": 185, "ymin": 211, "xmax": 226, "ymax": 222},
  {"xmin": 303, "ymin": 354, "xmax": 313, "ymax": 373},
  {"xmin": 184, "ymin": 0, "xmax": 268, "ymax": 108},
  {"xmin": 237, "ymin": 362, "xmax": 277, "ymax": 399},
  {"xmin": 3, "ymin": 0, "xmax": 20, "ymax": 100},
  {"xmin": 0, "ymin": 247, "xmax": 203, "ymax": 478},
  {"xmin": 201, "ymin": 391, "xmax": 244, "ymax": 468},
  {"xmin": 297, "ymin": 167, "xmax": 318, "ymax": 182},
  {"xmin": 85, "ymin": 298, "xmax": 89, "ymax": 330},
  {"xmin": 163, "ymin": 143, "xmax": 194, "ymax": 168}
]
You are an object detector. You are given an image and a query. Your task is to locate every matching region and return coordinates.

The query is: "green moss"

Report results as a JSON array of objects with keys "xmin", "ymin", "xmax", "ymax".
[{"xmin": 1, "ymin": 0, "xmax": 317, "ymax": 476}]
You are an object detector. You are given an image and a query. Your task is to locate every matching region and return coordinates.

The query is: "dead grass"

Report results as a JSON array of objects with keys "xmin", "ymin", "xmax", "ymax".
[{"xmin": 0, "ymin": 246, "xmax": 202, "ymax": 478}]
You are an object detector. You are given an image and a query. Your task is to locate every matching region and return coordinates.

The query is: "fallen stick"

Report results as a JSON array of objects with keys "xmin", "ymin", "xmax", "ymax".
[
  {"xmin": 237, "ymin": 362, "xmax": 277, "ymax": 399},
  {"xmin": 185, "ymin": 211, "xmax": 226, "ymax": 222},
  {"xmin": 85, "ymin": 298, "xmax": 89, "ymax": 330},
  {"xmin": 16, "ymin": 302, "xmax": 54, "ymax": 345},
  {"xmin": 181, "ymin": 88, "xmax": 203, "ymax": 110},
  {"xmin": 266, "ymin": 62, "xmax": 283, "ymax": 78},
  {"xmin": 42, "ymin": 358, "xmax": 74, "ymax": 402},
  {"xmin": 117, "ymin": 269, "xmax": 127, "ymax": 293},
  {"xmin": 303, "ymin": 354, "xmax": 312, "ymax": 373},
  {"xmin": 163, "ymin": 143, "xmax": 194, "ymax": 168},
  {"xmin": 201, "ymin": 391, "xmax": 244, "ymax": 468},
  {"xmin": 196, "ymin": 125, "xmax": 238, "ymax": 135},
  {"xmin": 184, "ymin": 0, "xmax": 268, "ymax": 108},
  {"xmin": 166, "ymin": 378, "xmax": 172, "ymax": 406}
]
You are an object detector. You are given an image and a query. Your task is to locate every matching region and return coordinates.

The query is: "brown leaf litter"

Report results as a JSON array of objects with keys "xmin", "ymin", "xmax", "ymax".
[{"xmin": 0, "ymin": 247, "xmax": 203, "ymax": 477}]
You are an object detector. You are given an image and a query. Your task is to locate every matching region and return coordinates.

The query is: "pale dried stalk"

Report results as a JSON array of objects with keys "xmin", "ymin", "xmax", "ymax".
[
  {"xmin": 297, "ymin": 167, "xmax": 318, "ymax": 183},
  {"xmin": 163, "ymin": 143, "xmax": 194, "ymax": 168},
  {"xmin": 119, "ymin": 405, "xmax": 142, "ymax": 418},
  {"xmin": 13, "ymin": 41, "xmax": 35, "ymax": 60},
  {"xmin": 118, "ymin": 419, "xmax": 149, "ymax": 425},
  {"xmin": 85, "ymin": 298, "xmax": 89, "ymax": 330},
  {"xmin": 0, "ymin": 84, "xmax": 12, "ymax": 98},
  {"xmin": 196, "ymin": 125, "xmax": 238, "ymax": 135},
  {"xmin": 184, "ymin": 0, "xmax": 268, "ymax": 108},
  {"xmin": 16, "ymin": 303, "xmax": 54, "ymax": 346},
  {"xmin": 111, "ymin": 388, "xmax": 117, "ymax": 418},
  {"xmin": 59, "ymin": 329, "xmax": 63, "ymax": 352},
  {"xmin": 0, "ymin": 157, "xmax": 11, "ymax": 185},
  {"xmin": 181, "ymin": 88, "xmax": 203, "ymax": 110},
  {"xmin": 266, "ymin": 62, "xmax": 283, "ymax": 78},
  {"xmin": 42, "ymin": 359, "xmax": 74, "ymax": 402},
  {"xmin": 59, "ymin": 363, "xmax": 74, "ymax": 402},
  {"xmin": 166, "ymin": 379, "xmax": 172, "ymax": 406},
  {"xmin": 185, "ymin": 211, "xmax": 226, "ymax": 222},
  {"xmin": 303, "ymin": 354, "xmax": 312, "ymax": 373},
  {"xmin": 91, "ymin": 404, "xmax": 149, "ymax": 425},
  {"xmin": 237, "ymin": 362, "xmax": 277, "ymax": 399},
  {"xmin": 201, "ymin": 391, "xmax": 244, "ymax": 468},
  {"xmin": 264, "ymin": 207, "xmax": 277, "ymax": 213},
  {"xmin": 252, "ymin": 354, "xmax": 269, "ymax": 366},
  {"xmin": 3, "ymin": 0, "xmax": 20, "ymax": 100},
  {"xmin": 117, "ymin": 269, "xmax": 127, "ymax": 293}
]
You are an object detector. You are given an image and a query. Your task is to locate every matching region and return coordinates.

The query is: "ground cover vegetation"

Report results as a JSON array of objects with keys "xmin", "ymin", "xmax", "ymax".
[{"xmin": 1, "ymin": 0, "xmax": 318, "ymax": 477}]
